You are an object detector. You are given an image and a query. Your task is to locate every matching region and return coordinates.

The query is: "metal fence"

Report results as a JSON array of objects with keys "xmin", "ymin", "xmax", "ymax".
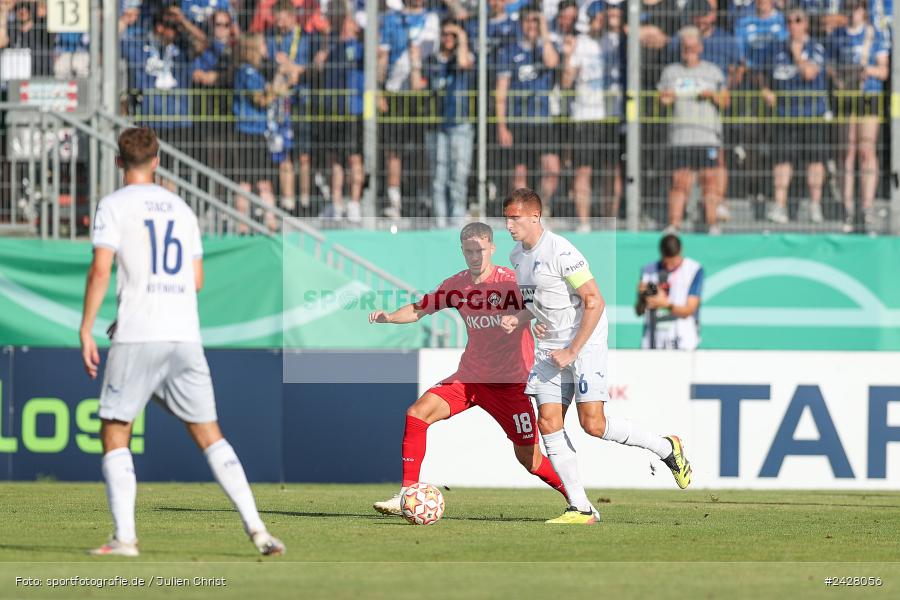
[{"xmin": 1, "ymin": 0, "xmax": 898, "ymax": 235}]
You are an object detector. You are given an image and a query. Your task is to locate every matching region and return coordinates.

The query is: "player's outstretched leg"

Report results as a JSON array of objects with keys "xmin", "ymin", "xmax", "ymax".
[
  {"xmin": 513, "ymin": 444, "xmax": 568, "ymax": 501},
  {"xmin": 537, "ymin": 400, "xmax": 599, "ymax": 524},
  {"xmin": 91, "ymin": 443, "xmax": 140, "ymax": 556},
  {"xmin": 374, "ymin": 414, "xmax": 429, "ymax": 516},
  {"xmin": 191, "ymin": 423, "xmax": 285, "ymax": 556},
  {"xmin": 578, "ymin": 403, "xmax": 692, "ymax": 489},
  {"xmin": 541, "ymin": 429, "xmax": 600, "ymax": 524},
  {"xmin": 374, "ymin": 392, "xmax": 450, "ymax": 516}
]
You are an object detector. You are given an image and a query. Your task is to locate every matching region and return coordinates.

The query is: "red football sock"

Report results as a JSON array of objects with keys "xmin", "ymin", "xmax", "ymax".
[
  {"xmin": 533, "ymin": 454, "xmax": 568, "ymax": 501},
  {"xmin": 401, "ymin": 415, "xmax": 430, "ymax": 487}
]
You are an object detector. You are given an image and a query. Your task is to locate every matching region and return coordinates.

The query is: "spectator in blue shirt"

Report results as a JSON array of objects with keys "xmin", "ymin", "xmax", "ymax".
[
  {"xmin": 412, "ymin": 17, "xmax": 475, "ymax": 227},
  {"xmin": 192, "ymin": 9, "xmax": 236, "ymax": 177},
  {"xmin": 233, "ymin": 33, "xmax": 294, "ymax": 232},
  {"xmin": 309, "ymin": 4, "xmax": 365, "ymax": 222},
  {"xmin": 828, "ymin": 0, "xmax": 890, "ymax": 232},
  {"xmin": 121, "ymin": 6, "xmax": 207, "ymax": 144},
  {"xmin": 869, "ymin": 0, "xmax": 892, "ymax": 40},
  {"xmin": 735, "ymin": 0, "xmax": 787, "ymax": 77},
  {"xmin": 266, "ymin": 0, "xmax": 312, "ymax": 213},
  {"xmin": 495, "ymin": 5, "xmax": 561, "ymax": 211},
  {"xmin": 465, "ymin": 0, "xmax": 519, "ymax": 65},
  {"xmin": 762, "ymin": 7, "xmax": 829, "ymax": 224}
]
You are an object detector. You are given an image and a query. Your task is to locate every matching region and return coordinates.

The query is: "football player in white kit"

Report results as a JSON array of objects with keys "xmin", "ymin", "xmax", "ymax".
[
  {"xmin": 501, "ymin": 188, "xmax": 691, "ymax": 524},
  {"xmin": 79, "ymin": 128, "xmax": 285, "ymax": 556}
]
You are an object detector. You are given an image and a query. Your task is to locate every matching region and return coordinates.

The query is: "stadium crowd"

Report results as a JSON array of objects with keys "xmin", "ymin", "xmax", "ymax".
[{"xmin": 0, "ymin": 0, "xmax": 894, "ymax": 232}]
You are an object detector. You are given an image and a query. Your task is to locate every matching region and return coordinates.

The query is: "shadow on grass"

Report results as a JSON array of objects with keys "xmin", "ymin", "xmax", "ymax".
[
  {"xmin": 0, "ymin": 543, "xmax": 255, "ymax": 560},
  {"xmin": 155, "ymin": 506, "xmax": 547, "ymax": 523}
]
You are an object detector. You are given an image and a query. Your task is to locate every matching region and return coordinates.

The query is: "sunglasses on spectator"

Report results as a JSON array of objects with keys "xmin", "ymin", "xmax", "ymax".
[
  {"xmin": 215, "ymin": 21, "xmax": 231, "ymax": 27},
  {"xmin": 788, "ymin": 16, "xmax": 806, "ymax": 24},
  {"xmin": 441, "ymin": 30, "xmax": 457, "ymax": 37}
]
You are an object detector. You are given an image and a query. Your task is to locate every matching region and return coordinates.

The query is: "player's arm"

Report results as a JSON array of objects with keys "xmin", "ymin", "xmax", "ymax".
[
  {"xmin": 80, "ymin": 247, "xmax": 115, "ymax": 379},
  {"xmin": 549, "ymin": 269, "xmax": 605, "ymax": 368},
  {"xmin": 565, "ymin": 277, "xmax": 605, "ymax": 357},
  {"xmin": 646, "ymin": 290, "xmax": 699, "ymax": 317},
  {"xmin": 500, "ymin": 307, "xmax": 535, "ymax": 334},
  {"xmin": 369, "ymin": 303, "xmax": 430, "ymax": 324},
  {"xmin": 647, "ymin": 268, "xmax": 702, "ymax": 317},
  {"xmin": 194, "ymin": 258, "xmax": 204, "ymax": 291}
]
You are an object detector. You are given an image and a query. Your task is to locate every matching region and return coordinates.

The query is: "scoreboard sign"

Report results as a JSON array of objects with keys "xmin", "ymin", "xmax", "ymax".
[
  {"xmin": 47, "ymin": 0, "xmax": 89, "ymax": 33},
  {"xmin": 6, "ymin": 78, "xmax": 93, "ymax": 121},
  {"xmin": 5, "ymin": 79, "xmax": 92, "ymax": 160}
]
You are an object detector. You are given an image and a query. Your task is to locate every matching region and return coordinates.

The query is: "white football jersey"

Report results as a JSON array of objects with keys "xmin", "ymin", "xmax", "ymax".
[
  {"xmin": 510, "ymin": 230, "xmax": 608, "ymax": 350},
  {"xmin": 91, "ymin": 183, "xmax": 203, "ymax": 343},
  {"xmin": 569, "ymin": 34, "xmax": 607, "ymax": 121}
]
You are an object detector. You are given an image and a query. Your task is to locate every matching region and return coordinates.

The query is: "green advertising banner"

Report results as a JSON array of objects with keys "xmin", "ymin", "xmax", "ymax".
[
  {"xmin": 324, "ymin": 230, "xmax": 900, "ymax": 351},
  {"xmin": 0, "ymin": 237, "xmax": 424, "ymax": 349},
  {"xmin": 1, "ymin": 232, "xmax": 898, "ymax": 350}
]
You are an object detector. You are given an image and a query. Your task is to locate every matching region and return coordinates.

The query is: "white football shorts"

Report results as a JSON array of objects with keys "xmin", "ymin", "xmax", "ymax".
[
  {"xmin": 99, "ymin": 342, "xmax": 217, "ymax": 423},
  {"xmin": 525, "ymin": 343, "xmax": 609, "ymax": 406}
]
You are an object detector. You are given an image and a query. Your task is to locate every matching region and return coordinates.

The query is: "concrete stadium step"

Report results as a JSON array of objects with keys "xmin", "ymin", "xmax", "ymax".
[{"xmin": 0, "ymin": 223, "xmax": 35, "ymax": 237}]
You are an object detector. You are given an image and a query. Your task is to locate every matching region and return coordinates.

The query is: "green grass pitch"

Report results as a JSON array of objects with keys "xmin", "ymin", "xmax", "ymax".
[{"xmin": 1, "ymin": 483, "xmax": 899, "ymax": 599}]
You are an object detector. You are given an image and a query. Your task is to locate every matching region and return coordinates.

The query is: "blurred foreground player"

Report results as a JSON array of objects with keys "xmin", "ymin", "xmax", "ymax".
[
  {"xmin": 502, "ymin": 188, "xmax": 692, "ymax": 525},
  {"xmin": 369, "ymin": 222, "xmax": 568, "ymax": 515},
  {"xmin": 79, "ymin": 128, "xmax": 285, "ymax": 557}
]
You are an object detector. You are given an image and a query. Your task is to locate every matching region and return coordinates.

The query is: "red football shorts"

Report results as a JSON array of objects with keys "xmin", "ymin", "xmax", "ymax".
[{"xmin": 427, "ymin": 380, "xmax": 538, "ymax": 445}]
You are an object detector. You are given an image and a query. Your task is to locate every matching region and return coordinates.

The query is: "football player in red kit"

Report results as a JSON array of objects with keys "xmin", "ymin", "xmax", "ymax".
[{"xmin": 369, "ymin": 222, "xmax": 567, "ymax": 515}]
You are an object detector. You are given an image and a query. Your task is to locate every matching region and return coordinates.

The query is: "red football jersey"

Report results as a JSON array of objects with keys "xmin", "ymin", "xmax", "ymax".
[{"xmin": 415, "ymin": 265, "xmax": 534, "ymax": 384}]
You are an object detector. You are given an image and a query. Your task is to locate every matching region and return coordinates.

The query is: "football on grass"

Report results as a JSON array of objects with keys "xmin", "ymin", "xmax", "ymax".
[{"xmin": 401, "ymin": 483, "xmax": 445, "ymax": 525}]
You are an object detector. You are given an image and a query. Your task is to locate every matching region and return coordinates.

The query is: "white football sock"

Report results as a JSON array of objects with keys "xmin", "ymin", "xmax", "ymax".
[
  {"xmin": 543, "ymin": 429, "xmax": 592, "ymax": 512},
  {"xmin": 204, "ymin": 439, "xmax": 266, "ymax": 535},
  {"xmin": 602, "ymin": 416, "xmax": 672, "ymax": 459},
  {"xmin": 102, "ymin": 448, "xmax": 137, "ymax": 544}
]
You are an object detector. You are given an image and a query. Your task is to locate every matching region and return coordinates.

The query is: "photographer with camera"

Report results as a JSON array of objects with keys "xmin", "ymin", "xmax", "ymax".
[{"xmin": 635, "ymin": 234, "xmax": 703, "ymax": 350}]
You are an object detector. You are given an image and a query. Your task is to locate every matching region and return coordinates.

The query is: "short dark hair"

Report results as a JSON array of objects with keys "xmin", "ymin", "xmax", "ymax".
[
  {"xmin": 154, "ymin": 7, "xmax": 179, "ymax": 29},
  {"xmin": 660, "ymin": 234, "xmax": 682, "ymax": 258},
  {"xmin": 503, "ymin": 188, "xmax": 543, "ymax": 214},
  {"xmin": 460, "ymin": 222, "xmax": 493, "ymax": 243},
  {"xmin": 521, "ymin": 3, "xmax": 541, "ymax": 17},
  {"xmin": 274, "ymin": 0, "xmax": 295, "ymax": 15},
  {"xmin": 118, "ymin": 127, "xmax": 159, "ymax": 169},
  {"xmin": 558, "ymin": 0, "xmax": 579, "ymax": 12}
]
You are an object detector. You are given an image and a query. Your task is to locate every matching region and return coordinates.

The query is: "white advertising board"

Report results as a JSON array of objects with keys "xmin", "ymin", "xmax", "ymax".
[{"xmin": 417, "ymin": 350, "xmax": 900, "ymax": 489}]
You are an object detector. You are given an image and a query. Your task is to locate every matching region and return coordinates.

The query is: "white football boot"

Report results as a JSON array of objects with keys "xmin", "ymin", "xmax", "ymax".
[
  {"xmin": 373, "ymin": 492, "xmax": 403, "ymax": 516},
  {"xmin": 89, "ymin": 537, "xmax": 139, "ymax": 557},
  {"xmin": 251, "ymin": 531, "xmax": 286, "ymax": 556}
]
